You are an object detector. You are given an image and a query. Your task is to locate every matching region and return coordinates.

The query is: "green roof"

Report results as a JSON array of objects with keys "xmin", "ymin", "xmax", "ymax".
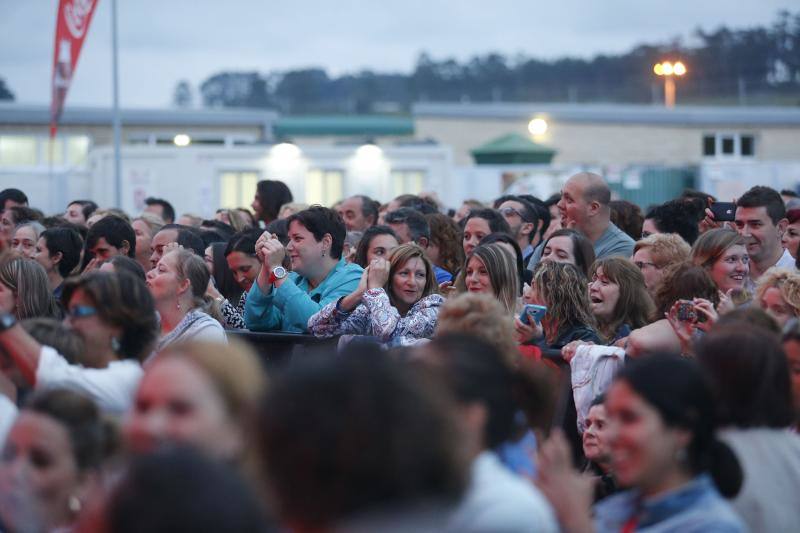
[
  {"xmin": 470, "ymin": 133, "xmax": 556, "ymax": 165},
  {"xmin": 274, "ymin": 115, "xmax": 414, "ymax": 137}
]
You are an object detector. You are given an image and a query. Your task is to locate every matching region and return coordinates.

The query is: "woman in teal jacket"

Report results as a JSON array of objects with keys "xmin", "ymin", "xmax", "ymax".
[{"xmin": 244, "ymin": 206, "xmax": 363, "ymax": 332}]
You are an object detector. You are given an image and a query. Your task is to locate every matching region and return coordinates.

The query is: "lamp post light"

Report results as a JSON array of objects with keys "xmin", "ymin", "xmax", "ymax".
[{"xmin": 653, "ymin": 61, "xmax": 686, "ymax": 108}]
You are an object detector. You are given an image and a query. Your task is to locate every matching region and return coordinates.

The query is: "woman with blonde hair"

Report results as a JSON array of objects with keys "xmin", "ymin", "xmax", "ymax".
[
  {"xmin": 0, "ymin": 256, "xmax": 60, "ymax": 319},
  {"xmin": 456, "ymin": 243, "xmax": 520, "ymax": 315},
  {"xmin": 755, "ymin": 267, "xmax": 800, "ymax": 328},
  {"xmin": 308, "ymin": 243, "xmax": 443, "ymax": 346},
  {"xmin": 132, "ymin": 212, "xmax": 164, "ymax": 271},
  {"xmin": 517, "ymin": 261, "xmax": 600, "ymax": 350},
  {"xmin": 125, "ymin": 339, "xmax": 266, "ymax": 469},
  {"xmin": 435, "ymin": 292, "xmax": 518, "ymax": 365},
  {"xmin": 146, "ymin": 247, "xmax": 226, "ymax": 352},
  {"xmin": 588, "ymin": 257, "xmax": 654, "ymax": 343},
  {"xmin": 632, "ymin": 233, "xmax": 691, "ymax": 296}
]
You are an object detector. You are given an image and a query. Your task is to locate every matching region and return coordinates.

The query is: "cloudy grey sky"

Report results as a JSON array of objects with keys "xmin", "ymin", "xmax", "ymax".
[{"xmin": 0, "ymin": 0, "xmax": 795, "ymax": 108}]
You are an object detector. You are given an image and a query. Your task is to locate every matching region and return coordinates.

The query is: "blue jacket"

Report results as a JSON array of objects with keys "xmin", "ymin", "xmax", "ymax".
[{"xmin": 244, "ymin": 259, "xmax": 363, "ymax": 333}]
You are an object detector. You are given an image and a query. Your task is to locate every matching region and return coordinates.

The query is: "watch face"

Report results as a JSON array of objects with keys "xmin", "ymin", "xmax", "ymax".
[{"xmin": 273, "ymin": 266, "xmax": 287, "ymax": 279}]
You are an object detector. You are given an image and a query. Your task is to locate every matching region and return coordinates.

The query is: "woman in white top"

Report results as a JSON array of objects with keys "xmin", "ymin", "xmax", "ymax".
[
  {"xmin": 0, "ymin": 270, "xmax": 159, "ymax": 414},
  {"xmin": 147, "ymin": 246, "xmax": 226, "ymax": 352}
]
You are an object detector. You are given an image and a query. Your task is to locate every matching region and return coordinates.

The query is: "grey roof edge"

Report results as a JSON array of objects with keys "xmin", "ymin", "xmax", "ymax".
[
  {"xmin": 412, "ymin": 102, "xmax": 800, "ymax": 126},
  {"xmin": 0, "ymin": 103, "xmax": 279, "ymax": 127}
]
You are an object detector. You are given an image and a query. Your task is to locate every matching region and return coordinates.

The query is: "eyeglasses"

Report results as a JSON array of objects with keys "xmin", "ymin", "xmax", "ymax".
[
  {"xmin": 634, "ymin": 261, "xmax": 659, "ymax": 270},
  {"xmin": 67, "ymin": 305, "xmax": 97, "ymax": 319},
  {"xmin": 499, "ymin": 207, "xmax": 527, "ymax": 220}
]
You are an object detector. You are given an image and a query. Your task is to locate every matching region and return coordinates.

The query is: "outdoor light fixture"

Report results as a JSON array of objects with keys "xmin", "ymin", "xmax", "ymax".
[
  {"xmin": 527, "ymin": 118, "xmax": 548, "ymax": 136},
  {"xmin": 270, "ymin": 142, "xmax": 301, "ymax": 159},
  {"xmin": 653, "ymin": 61, "xmax": 687, "ymax": 108},
  {"xmin": 355, "ymin": 143, "xmax": 382, "ymax": 159},
  {"xmin": 173, "ymin": 134, "xmax": 191, "ymax": 147}
]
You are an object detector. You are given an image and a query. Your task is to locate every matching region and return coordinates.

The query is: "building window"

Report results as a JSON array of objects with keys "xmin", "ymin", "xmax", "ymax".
[
  {"xmin": 306, "ymin": 169, "xmax": 343, "ymax": 206},
  {"xmin": 702, "ymin": 133, "xmax": 756, "ymax": 159},
  {"xmin": 0, "ymin": 136, "xmax": 37, "ymax": 166},
  {"xmin": 740, "ymin": 135, "xmax": 754, "ymax": 156},
  {"xmin": 219, "ymin": 171, "xmax": 259, "ymax": 209},
  {"xmin": 390, "ymin": 170, "xmax": 426, "ymax": 197}
]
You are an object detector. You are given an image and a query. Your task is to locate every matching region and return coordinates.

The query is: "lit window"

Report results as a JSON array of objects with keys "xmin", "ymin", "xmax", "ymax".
[
  {"xmin": 0, "ymin": 136, "xmax": 37, "ymax": 166},
  {"xmin": 306, "ymin": 169, "xmax": 343, "ymax": 206},
  {"xmin": 42, "ymin": 138, "xmax": 64, "ymax": 165},
  {"xmin": 391, "ymin": 170, "xmax": 426, "ymax": 196},
  {"xmin": 219, "ymin": 171, "xmax": 259, "ymax": 208}
]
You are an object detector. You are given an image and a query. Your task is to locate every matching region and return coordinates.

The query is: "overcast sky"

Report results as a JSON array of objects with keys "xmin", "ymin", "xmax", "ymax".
[{"xmin": 0, "ymin": 0, "xmax": 795, "ymax": 108}]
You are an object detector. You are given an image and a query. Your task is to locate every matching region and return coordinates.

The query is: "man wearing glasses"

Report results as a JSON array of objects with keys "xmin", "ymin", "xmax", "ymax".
[{"xmin": 496, "ymin": 195, "xmax": 540, "ymax": 265}]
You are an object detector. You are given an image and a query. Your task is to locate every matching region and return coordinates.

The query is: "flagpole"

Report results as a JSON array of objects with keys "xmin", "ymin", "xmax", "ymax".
[{"xmin": 111, "ymin": 0, "xmax": 122, "ymax": 208}]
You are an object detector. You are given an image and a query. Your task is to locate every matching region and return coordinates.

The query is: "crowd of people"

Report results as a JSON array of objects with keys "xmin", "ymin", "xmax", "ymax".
[{"xmin": 0, "ymin": 173, "xmax": 798, "ymax": 532}]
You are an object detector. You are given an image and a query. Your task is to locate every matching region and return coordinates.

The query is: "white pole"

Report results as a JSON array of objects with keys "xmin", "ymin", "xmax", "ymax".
[{"xmin": 111, "ymin": 0, "xmax": 122, "ymax": 208}]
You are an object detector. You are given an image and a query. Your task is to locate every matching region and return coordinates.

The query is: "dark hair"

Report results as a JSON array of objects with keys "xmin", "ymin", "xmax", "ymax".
[
  {"xmin": 523, "ymin": 195, "xmax": 551, "ymax": 242},
  {"xmin": 541, "ymin": 228, "xmax": 596, "ymax": 278},
  {"xmin": 426, "ymin": 214, "xmax": 465, "ymax": 276},
  {"xmin": 105, "ymin": 447, "xmax": 270, "ymax": 533},
  {"xmin": 462, "ymin": 208, "xmax": 511, "ymax": 235},
  {"xmin": 645, "ymin": 200, "xmax": 700, "ymax": 244},
  {"xmin": 396, "ymin": 194, "xmax": 439, "ymax": 215},
  {"xmin": 421, "ymin": 334, "xmax": 518, "ymax": 448},
  {"xmin": 211, "ymin": 242, "xmax": 243, "ymax": 303},
  {"xmin": 107, "ymin": 255, "xmax": 147, "ymax": 282},
  {"xmin": 353, "ymin": 225, "xmax": 398, "ymax": 268},
  {"xmin": 286, "ymin": 206, "xmax": 346, "ymax": 259},
  {"xmin": 224, "ymin": 228, "xmax": 261, "ymax": 258},
  {"xmin": 255, "ymin": 179, "xmax": 293, "ymax": 222},
  {"xmin": 144, "ymin": 197, "xmax": 176, "ymax": 224},
  {"xmin": 0, "ymin": 188, "xmax": 28, "ymax": 208},
  {"xmin": 199, "ymin": 219, "xmax": 236, "ymax": 240},
  {"xmin": 615, "ymin": 354, "xmax": 742, "ymax": 497},
  {"xmin": 22, "ymin": 317, "xmax": 84, "ymax": 365},
  {"xmin": 696, "ymin": 325, "xmax": 794, "ymax": 428},
  {"xmin": 354, "ymin": 194, "xmax": 380, "ymax": 224},
  {"xmin": 68, "ymin": 199, "xmax": 98, "ymax": 220},
  {"xmin": 479, "ymin": 232, "xmax": 526, "ymax": 293},
  {"xmin": 6, "ymin": 206, "xmax": 42, "ymax": 226},
  {"xmin": 609, "ymin": 200, "xmax": 644, "ymax": 241},
  {"xmin": 384, "ymin": 207, "xmax": 431, "ymax": 243},
  {"xmin": 716, "ymin": 307, "xmax": 780, "ymax": 334},
  {"xmin": 737, "ymin": 185, "xmax": 786, "ymax": 225},
  {"xmin": 159, "ymin": 224, "xmax": 206, "ymax": 257},
  {"xmin": 654, "ymin": 262, "xmax": 720, "ymax": 317},
  {"xmin": 257, "ymin": 347, "xmax": 467, "ymax": 529},
  {"xmin": 40, "ymin": 226, "xmax": 83, "ymax": 277},
  {"xmin": 26, "ymin": 389, "xmax": 113, "ymax": 471},
  {"xmin": 62, "ymin": 271, "xmax": 159, "ymax": 361},
  {"xmin": 85, "ymin": 215, "xmax": 136, "ymax": 259},
  {"xmin": 199, "ymin": 230, "xmax": 226, "ymax": 248}
]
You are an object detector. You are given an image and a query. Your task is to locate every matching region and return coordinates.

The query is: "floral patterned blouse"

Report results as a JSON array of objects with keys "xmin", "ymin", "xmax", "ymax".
[
  {"xmin": 220, "ymin": 291, "xmax": 247, "ymax": 329},
  {"xmin": 307, "ymin": 288, "xmax": 444, "ymax": 345}
]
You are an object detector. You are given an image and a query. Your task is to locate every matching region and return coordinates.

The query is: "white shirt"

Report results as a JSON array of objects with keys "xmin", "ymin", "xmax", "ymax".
[
  {"xmin": 777, "ymin": 248, "xmax": 795, "ymax": 269},
  {"xmin": 0, "ymin": 395, "xmax": 17, "ymax": 448},
  {"xmin": 448, "ymin": 451, "xmax": 558, "ymax": 533},
  {"xmin": 36, "ymin": 346, "xmax": 143, "ymax": 415}
]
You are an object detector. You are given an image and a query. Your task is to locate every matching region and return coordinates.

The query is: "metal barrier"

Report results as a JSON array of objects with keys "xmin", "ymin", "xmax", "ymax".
[{"xmin": 225, "ymin": 329, "xmax": 336, "ymax": 370}]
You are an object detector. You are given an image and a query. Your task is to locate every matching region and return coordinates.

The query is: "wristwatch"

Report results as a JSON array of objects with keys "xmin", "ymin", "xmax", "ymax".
[
  {"xmin": 268, "ymin": 266, "xmax": 288, "ymax": 285},
  {"xmin": 0, "ymin": 312, "xmax": 16, "ymax": 333}
]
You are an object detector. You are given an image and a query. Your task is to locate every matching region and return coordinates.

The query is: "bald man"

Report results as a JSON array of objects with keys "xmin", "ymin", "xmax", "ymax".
[{"xmin": 528, "ymin": 172, "xmax": 634, "ymax": 269}]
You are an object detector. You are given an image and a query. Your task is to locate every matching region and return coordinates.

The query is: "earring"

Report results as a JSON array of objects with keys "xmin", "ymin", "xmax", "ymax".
[
  {"xmin": 68, "ymin": 495, "xmax": 81, "ymax": 514},
  {"xmin": 110, "ymin": 337, "xmax": 121, "ymax": 353},
  {"xmin": 177, "ymin": 300, "xmax": 182, "ymax": 311}
]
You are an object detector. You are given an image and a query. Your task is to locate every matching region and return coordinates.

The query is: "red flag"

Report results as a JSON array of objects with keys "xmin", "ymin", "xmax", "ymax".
[{"xmin": 50, "ymin": 0, "xmax": 100, "ymax": 138}]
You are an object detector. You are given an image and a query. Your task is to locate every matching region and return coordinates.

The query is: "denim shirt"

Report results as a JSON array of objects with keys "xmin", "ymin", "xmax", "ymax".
[{"xmin": 593, "ymin": 474, "xmax": 745, "ymax": 532}]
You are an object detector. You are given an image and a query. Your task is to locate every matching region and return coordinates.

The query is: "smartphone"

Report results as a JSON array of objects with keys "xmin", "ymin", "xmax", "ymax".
[
  {"xmin": 710, "ymin": 201, "xmax": 736, "ymax": 222},
  {"xmin": 676, "ymin": 300, "xmax": 697, "ymax": 322},
  {"xmin": 520, "ymin": 304, "xmax": 547, "ymax": 325}
]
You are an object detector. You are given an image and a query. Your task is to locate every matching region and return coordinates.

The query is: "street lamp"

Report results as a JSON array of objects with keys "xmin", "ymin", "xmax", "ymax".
[{"xmin": 653, "ymin": 61, "xmax": 686, "ymax": 108}]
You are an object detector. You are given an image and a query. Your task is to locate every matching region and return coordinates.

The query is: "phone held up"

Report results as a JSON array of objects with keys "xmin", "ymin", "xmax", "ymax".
[
  {"xmin": 520, "ymin": 304, "xmax": 547, "ymax": 325},
  {"xmin": 710, "ymin": 201, "xmax": 736, "ymax": 222}
]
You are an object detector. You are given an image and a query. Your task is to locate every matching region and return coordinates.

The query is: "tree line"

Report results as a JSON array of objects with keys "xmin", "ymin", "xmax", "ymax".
[{"xmin": 187, "ymin": 10, "xmax": 798, "ymax": 113}]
